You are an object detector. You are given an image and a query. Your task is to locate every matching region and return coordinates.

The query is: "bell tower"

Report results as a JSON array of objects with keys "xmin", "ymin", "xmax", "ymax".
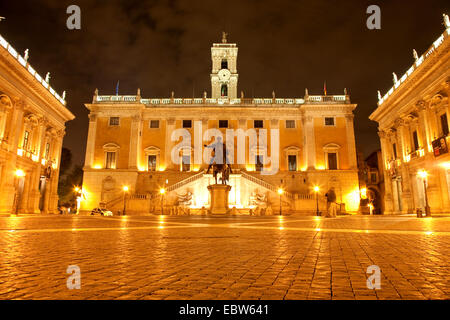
[{"xmin": 210, "ymin": 32, "xmax": 238, "ymax": 99}]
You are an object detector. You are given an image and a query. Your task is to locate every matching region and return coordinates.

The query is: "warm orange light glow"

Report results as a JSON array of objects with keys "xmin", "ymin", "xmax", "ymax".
[
  {"xmin": 277, "ymin": 188, "xmax": 283, "ymax": 195},
  {"xmin": 360, "ymin": 188, "xmax": 367, "ymax": 199},
  {"xmin": 15, "ymin": 169, "xmax": 25, "ymax": 177},
  {"xmin": 74, "ymin": 187, "xmax": 80, "ymax": 192},
  {"xmin": 316, "ymin": 165, "xmax": 325, "ymax": 170},
  {"xmin": 314, "ymin": 186, "xmax": 320, "ymax": 192},
  {"xmin": 160, "ymin": 188, "xmax": 166, "ymax": 195},
  {"xmin": 93, "ymin": 164, "xmax": 102, "ymax": 169},
  {"xmin": 122, "ymin": 186, "xmax": 129, "ymax": 192},
  {"xmin": 417, "ymin": 170, "xmax": 428, "ymax": 179}
]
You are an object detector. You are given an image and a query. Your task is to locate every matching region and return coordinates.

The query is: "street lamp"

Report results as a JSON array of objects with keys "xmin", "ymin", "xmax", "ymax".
[
  {"xmin": 277, "ymin": 188, "xmax": 283, "ymax": 216},
  {"xmin": 160, "ymin": 188, "xmax": 166, "ymax": 215},
  {"xmin": 417, "ymin": 170, "xmax": 431, "ymax": 217},
  {"xmin": 314, "ymin": 186, "xmax": 320, "ymax": 216},
  {"xmin": 122, "ymin": 186, "xmax": 129, "ymax": 216},
  {"xmin": 74, "ymin": 186, "xmax": 83, "ymax": 214}
]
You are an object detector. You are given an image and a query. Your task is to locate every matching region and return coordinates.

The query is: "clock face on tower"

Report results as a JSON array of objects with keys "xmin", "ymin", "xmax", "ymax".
[{"xmin": 218, "ymin": 69, "xmax": 231, "ymax": 81}]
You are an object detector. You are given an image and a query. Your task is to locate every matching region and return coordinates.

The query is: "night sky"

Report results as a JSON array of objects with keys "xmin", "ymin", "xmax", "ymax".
[{"xmin": 0, "ymin": 0, "xmax": 449, "ymax": 167}]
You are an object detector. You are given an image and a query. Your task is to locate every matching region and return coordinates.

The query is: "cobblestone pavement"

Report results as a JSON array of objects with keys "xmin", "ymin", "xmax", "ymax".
[{"xmin": 0, "ymin": 214, "xmax": 449, "ymax": 300}]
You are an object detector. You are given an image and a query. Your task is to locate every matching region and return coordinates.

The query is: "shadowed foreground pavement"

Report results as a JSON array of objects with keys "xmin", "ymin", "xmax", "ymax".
[{"xmin": 0, "ymin": 215, "xmax": 449, "ymax": 300}]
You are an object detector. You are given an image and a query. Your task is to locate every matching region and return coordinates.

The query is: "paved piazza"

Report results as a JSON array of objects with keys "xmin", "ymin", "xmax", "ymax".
[{"xmin": 0, "ymin": 214, "xmax": 449, "ymax": 300}]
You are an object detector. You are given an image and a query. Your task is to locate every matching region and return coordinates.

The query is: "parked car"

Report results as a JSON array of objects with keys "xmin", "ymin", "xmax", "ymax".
[{"xmin": 90, "ymin": 208, "xmax": 113, "ymax": 216}]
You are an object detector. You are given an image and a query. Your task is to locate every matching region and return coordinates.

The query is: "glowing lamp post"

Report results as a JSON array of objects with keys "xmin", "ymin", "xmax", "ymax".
[
  {"xmin": 122, "ymin": 186, "xmax": 129, "ymax": 216},
  {"xmin": 160, "ymin": 188, "xmax": 166, "ymax": 215},
  {"xmin": 74, "ymin": 187, "xmax": 83, "ymax": 214},
  {"xmin": 314, "ymin": 186, "xmax": 320, "ymax": 216},
  {"xmin": 277, "ymin": 188, "xmax": 283, "ymax": 216},
  {"xmin": 417, "ymin": 170, "xmax": 431, "ymax": 217}
]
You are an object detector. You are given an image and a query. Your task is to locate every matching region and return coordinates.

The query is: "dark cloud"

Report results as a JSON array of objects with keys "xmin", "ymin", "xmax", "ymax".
[{"xmin": 0, "ymin": 0, "xmax": 449, "ymax": 165}]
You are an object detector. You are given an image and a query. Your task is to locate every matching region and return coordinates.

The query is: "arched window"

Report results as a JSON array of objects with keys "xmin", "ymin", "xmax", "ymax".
[
  {"xmin": 221, "ymin": 59, "xmax": 228, "ymax": 69},
  {"xmin": 221, "ymin": 84, "xmax": 228, "ymax": 97}
]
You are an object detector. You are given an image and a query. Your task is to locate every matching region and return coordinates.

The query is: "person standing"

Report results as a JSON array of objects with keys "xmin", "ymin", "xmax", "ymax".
[{"xmin": 325, "ymin": 187, "xmax": 337, "ymax": 217}]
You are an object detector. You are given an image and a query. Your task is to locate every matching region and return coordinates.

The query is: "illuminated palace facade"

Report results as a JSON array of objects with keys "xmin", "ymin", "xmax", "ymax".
[
  {"xmin": 370, "ymin": 17, "xmax": 450, "ymax": 214},
  {"xmin": 81, "ymin": 36, "xmax": 360, "ymax": 215},
  {"xmin": 0, "ymin": 34, "xmax": 74, "ymax": 215}
]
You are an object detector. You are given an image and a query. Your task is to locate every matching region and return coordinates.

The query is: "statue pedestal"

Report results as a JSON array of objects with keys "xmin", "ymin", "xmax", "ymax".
[{"xmin": 208, "ymin": 184, "xmax": 231, "ymax": 215}]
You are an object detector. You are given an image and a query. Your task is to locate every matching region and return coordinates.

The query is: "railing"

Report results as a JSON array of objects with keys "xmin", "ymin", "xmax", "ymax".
[
  {"xmin": 378, "ymin": 26, "xmax": 450, "ymax": 106},
  {"xmin": 0, "ymin": 34, "xmax": 67, "ymax": 106},
  {"xmin": 166, "ymin": 171, "xmax": 206, "ymax": 192},
  {"xmin": 240, "ymin": 171, "xmax": 294, "ymax": 200},
  {"xmin": 93, "ymin": 95, "xmax": 351, "ymax": 106}
]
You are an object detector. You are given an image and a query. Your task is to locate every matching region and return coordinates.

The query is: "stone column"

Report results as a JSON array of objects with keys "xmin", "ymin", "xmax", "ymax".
[
  {"xmin": 378, "ymin": 131, "xmax": 394, "ymax": 213},
  {"xmin": 416, "ymin": 100, "xmax": 431, "ymax": 152},
  {"xmin": 48, "ymin": 132, "xmax": 64, "ymax": 213},
  {"xmin": 345, "ymin": 114, "xmax": 357, "ymax": 169},
  {"xmin": 128, "ymin": 113, "xmax": 142, "ymax": 170},
  {"xmin": 303, "ymin": 115, "xmax": 316, "ymax": 170},
  {"xmin": 164, "ymin": 118, "xmax": 176, "ymax": 169},
  {"xmin": 0, "ymin": 100, "xmax": 24, "ymax": 214},
  {"xmin": 397, "ymin": 122, "xmax": 414, "ymax": 213},
  {"xmin": 84, "ymin": 113, "xmax": 97, "ymax": 168}
]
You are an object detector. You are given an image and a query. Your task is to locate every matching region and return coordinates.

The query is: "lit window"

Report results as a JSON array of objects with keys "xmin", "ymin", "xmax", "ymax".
[
  {"xmin": 255, "ymin": 155, "xmax": 264, "ymax": 172},
  {"xmin": 148, "ymin": 155, "xmax": 157, "ymax": 171},
  {"xmin": 150, "ymin": 120, "xmax": 159, "ymax": 129},
  {"xmin": 105, "ymin": 152, "xmax": 116, "ymax": 169},
  {"xmin": 23, "ymin": 131, "xmax": 29, "ymax": 149},
  {"xmin": 288, "ymin": 155, "xmax": 297, "ymax": 171},
  {"xmin": 182, "ymin": 155, "xmax": 190, "ymax": 171},
  {"xmin": 44, "ymin": 143, "xmax": 50, "ymax": 159},
  {"xmin": 286, "ymin": 120, "xmax": 295, "ymax": 129},
  {"xmin": 182, "ymin": 120, "xmax": 192, "ymax": 128},
  {"xmin": 109, "ymin": 117, "xmax": 120, "ymax": 126},
  {"xmin": 254, "ymin": 120, "xmax": 264, "ymax": 128},
  {"xmin": 219, "ymin": 120, "xmax": 228, "ymax": 128},
  {"xmin": 327, "ymin": 153, "xmax": 338, "ymax": 170},
  {"xmin": 324, "ymin": 117, "xmax": 335, "ymax": 126}
]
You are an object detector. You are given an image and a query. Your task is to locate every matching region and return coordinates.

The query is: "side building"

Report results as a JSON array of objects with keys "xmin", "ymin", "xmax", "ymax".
[
  {"xmin": 0, "ymin": 34, "xmax": 75, "ymax": 215},
  {"xmin": 81, "ymin": 36, "xmax": 360, "ymax": 215},
  {"xmin": 370, "ymin": 16, "xmax": 450, "ymax": 214}
]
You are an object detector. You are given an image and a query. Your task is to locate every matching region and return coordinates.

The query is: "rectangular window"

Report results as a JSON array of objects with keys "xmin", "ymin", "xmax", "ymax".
[
  {"xmin": 182, "ymin": 120, "xmax": 192, "ymax": 128},
  {"xmin": 325, "ymin": 117, "xmax": 335, "ymax": 126},
  {"xmin": 286, "ymin": 120, "xmax": 295, "ymax": 129},
  {"xmin": 255, "ymin": 155, "xmax": 264, "ymax": 172},
  {"xmin": 441, "ymin": 113, "xmax": 449, "ymax": 136},
  {"xmin": 148, "ymin": 155, "xmax": 157, "ymax": 171},
  {"xmin": 254, "ymin": 120, "xmax": 264, "ymax": 128},
  {"xmin": 23, "ymin": 131, "xmax": 29, "ymax": 149},
  {"xmin": 219, "ymin": 120, "xmax": 228, "ymax": 128},
  {"xmin": 371, "ymin": 173, "xmax": 377, "ymax": 183},
  {"xmin": 109, "ymin": 117, "xmax": 120, "ymax": 126},
  {"xmin": 327, "ymin": 153, "xmax": 338, "ymax": 170},
  {"xmin": 393, "ymin": 143, "xmax": 397, "ymax": 159},
  {"xmin": 150, "ymin": 120, "xmax": 159, "ymax": 129},
  {"xmin": 413, "ymin": 131, "xmax": 419, "ymax": 151},
  {"xmin": 44, "ymin": 143, "xmax": 50, "ymax": 159},
  {"xmin": 105, "ymin": 152, "xmax": 116, "ymax": 169},
  {"xmin": 288, "ymin": 155, "xmax": 297, "ymax": 171},
  {"xmin": 182, "ymin": 155, "xmax": 190, "ymax": 171}
]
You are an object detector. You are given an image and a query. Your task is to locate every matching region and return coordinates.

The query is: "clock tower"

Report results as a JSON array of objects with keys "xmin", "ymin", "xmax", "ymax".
[{"xmin": 210, "ymin": 32, "xmax": 239, "ymax": 99}]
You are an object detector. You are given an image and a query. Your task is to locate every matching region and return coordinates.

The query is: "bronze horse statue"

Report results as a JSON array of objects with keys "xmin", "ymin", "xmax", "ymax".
[
  {"xmin": 204, "ymin": 140, "xmax": 232, "ymax": 185},
  {"xmin": 212, "ymin": 162, "xmax": 232, "ymax": 185}
]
